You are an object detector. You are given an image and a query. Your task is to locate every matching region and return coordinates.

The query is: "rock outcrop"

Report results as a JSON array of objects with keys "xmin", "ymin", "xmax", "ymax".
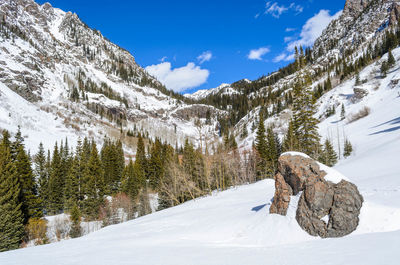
[{"xmin": 270, "ymin": 152, "xmax": 363, "ymax": 238}]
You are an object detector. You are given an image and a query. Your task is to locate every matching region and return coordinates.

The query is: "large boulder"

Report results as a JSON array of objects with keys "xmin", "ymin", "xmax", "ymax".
[
  {"xmin": 270, "ymin": 152, "xmax": 363, "ymax": 238},
  {"xmin": 269, "ymin": 172, "xmax": 292, "ymax": 215}
]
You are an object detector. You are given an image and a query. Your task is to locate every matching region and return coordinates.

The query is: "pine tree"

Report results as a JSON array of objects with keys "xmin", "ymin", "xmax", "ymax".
[
  {"xmin": 321, "ymin": 139, "xmax": 338, "ymax": 167},
  {"xmin": 0, "ymin": 134, "xmax": 24, "ymax": 251},
  {"xmin": 48, "ymin": 143, "xmax": 65, "ymax": 214},
  {"xmin": 135, "ymin": 135, "xmax": 147, "ymax": 177},
  {"xmin": 282, "ymin": 119, "xmax": 298, "ymax": 152},
  {"xmin": 381, "ymin": 61, "xmax": 388, "ymax": 77},
  {"xmin": 69, "ymin": 204, "xmax": 81, "ymax": 238},
  {"xmin": 266, "ymin": 127, "xmax": 279, "ymax": 178},
  {"xmin": 340, "ymin": 104, "xmax": 346, "ymax": 121},
  {"xmin": 292, "ymin": 76, "xmax": 321, "ymax": 157},
  {"xmin": 255, "ymin": 113, "xmax": 267, "ymax": 179},
  {"xmin": 82, "ymin": 142, "xmax": 104, "ymax": 219},
  {"xmin": 121, "ymin": 159, "xmax": 144, "ymax": 200},
  {"xmin": 355, "ymin": 73, "xmax": 361, "ymax": 86},
  {"xmin": 64, "ymin": 156, "xmax": 80, "ymax": 211},
  {"xmin": 34, "ymin": 143, "xmax": 48, "ymax": 211},
  {"xmin": 388, "ymin": 49, "xmax": 395, "ymax": 68},
  {"xmin": 14, "ymin": 144, "xmax": 42, "ymax": 223},
  {"xmin": 148, "ymin": 139, "xmax": 163, "ymax": 189},
  {"xmin": 343, "ymin": 139, "xmax": 353, "ymax": 158}
]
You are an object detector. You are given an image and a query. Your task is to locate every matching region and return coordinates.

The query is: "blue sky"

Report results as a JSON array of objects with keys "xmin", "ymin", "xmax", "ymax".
[{"xmin": 38, "ymin": 0, "xmax": 344, "ymax": 93}]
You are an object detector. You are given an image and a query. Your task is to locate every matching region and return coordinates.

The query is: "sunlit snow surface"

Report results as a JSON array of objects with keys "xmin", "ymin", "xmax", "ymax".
[{"xmin": 1, "ymin": 78, "xmax": 400, "ymax": 264}]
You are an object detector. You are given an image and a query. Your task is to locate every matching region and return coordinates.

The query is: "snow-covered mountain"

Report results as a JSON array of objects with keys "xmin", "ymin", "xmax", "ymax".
[
  {"xmin": 1, "ymin": 81, "xmax": 399, "ymax": 263},
  {"xmin": 0, "ymin": 0, "xmax": 223, "ymax": 153},
  {"xmin": 184, "ymin": 82, "xmax": 243, "ymax": 101},
  {"xmin": 0, "ymin": 0, "xmax": 400, "ymax": 263}
]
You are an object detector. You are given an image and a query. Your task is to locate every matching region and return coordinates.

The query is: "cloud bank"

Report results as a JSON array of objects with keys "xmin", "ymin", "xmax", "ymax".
[
  {"xmin": 248, "ymin": 47, "xmax": 270, "ymax": 60},
  {"xmin": 145, "ymin": 62, "xmax": 209, "ymax": 92},
  {"xmin": 274, "ymin": 9, "xmax": 342, "ymax": 62}
]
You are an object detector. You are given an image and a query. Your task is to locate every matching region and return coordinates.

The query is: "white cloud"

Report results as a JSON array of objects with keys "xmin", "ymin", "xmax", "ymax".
[
  {"xmin": 248, "ymin": 47, "xmax": 270, "ymax": 60},
  {"xmin": 197, "ymin": 51, "xmax": 213, "ymax": 64},
  {"xmin": 145, "ymin": 62, "xmax": 209, "ymax": 92},
  {"xmin": 284, "ymin": 36, "xmax": 293, "ymax": 43},
  {"xmin": 160, "ymin": 56, "xmax": 167, "ymax": 62},
  {"xmin": 264, "ymin": 2, "xmax": 304, "ymax": 18},
  {"xmin": 285, "ymin": 27, "xmax": 296, "ymax": 32},
  {"xmin": 286, "ymin": 9, "xmax": 342, "ymax": 51},
  {"xmin": 273, "ymin": 53, "xmax": 295, "ymax": 63},
  {"xmin": 265, "ymin": 2, "xmax": 288, "ymax": 18}
]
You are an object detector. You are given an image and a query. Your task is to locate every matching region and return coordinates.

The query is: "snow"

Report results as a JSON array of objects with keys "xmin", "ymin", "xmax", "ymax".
[
  {"xmin": 321, "ymin": 215, "xmax": 329, "ymax": 224},
  {"xmin": 317, "ymin": 162, "xmax": 349, "ymax": 184},
  {"xmin": 281, "ymin": 151, "xmax": 310, "ymax": 158},
  {"xmin": 281, "ymin": 152, "xmax": 349, "ymax": 184}
]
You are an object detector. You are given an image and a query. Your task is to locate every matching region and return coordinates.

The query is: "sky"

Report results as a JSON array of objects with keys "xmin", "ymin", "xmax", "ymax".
[{"xmin": 37, "ymin": 0, "xmax": 344, "ymax": 94}]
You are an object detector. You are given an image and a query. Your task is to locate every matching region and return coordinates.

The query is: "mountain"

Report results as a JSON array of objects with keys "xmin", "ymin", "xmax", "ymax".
[
  {"xmin": 0, "ymin": 0, "xmax": 223, "ymax": 153},
  {"xmin": 1, "ymin": 0, "xmax": 400, "ymax": 262},
  {"xmin": 1, "ymin": 77, "xmax": 399, "ymax": 263},
  {"xmin": 184, "ymin": 82, "xmax": 244, "ymax": 101}
]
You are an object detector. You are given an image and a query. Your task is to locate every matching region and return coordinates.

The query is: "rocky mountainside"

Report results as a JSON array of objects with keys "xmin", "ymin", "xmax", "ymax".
[
  {"xmin": 226, "ymin": 0, "xmax": 400, "ymax": 148},
  {"xmin": 0, "ymin": 0, "xmax": 223, "ymax": 153}
]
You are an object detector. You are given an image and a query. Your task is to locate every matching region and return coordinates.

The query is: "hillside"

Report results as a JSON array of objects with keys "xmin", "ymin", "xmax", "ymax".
[
  {"xmin": 1, "ymin": 0, "xmax": 400, "ymax": 262},
  {"xmin": 0, "ymin": 82, "xmax": 399, "ymax": 263},
  {"xmin": 0, "ymin": 0, "xmax": 222, "ymax": 153}
]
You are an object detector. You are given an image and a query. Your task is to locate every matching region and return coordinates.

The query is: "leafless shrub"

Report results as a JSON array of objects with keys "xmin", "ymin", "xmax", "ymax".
[{"xmin": 347, "ymin": 106, "xmax": 371, "ymax": 123}]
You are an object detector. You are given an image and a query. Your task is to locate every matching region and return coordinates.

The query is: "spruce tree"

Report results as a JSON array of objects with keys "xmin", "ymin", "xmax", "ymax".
[
  {"xmin": 292, "ymin": 76, "xmax": 321, "ymax": 157},
  {"xmin": 82, "ymin": 142, "xmax": 104, "ymax": 219},
  {"xmin": 381, "ymin": 61, "xmax": 388, "ymax": 77},
  {"xmin": 255, "ymin": 113, "xmax": 267, "ymax": 179},
  {"xmin": 48, "ymin": 143, "xmax": 64, "ymax": 214},
  {"xmin": 388, "ymin": 49, "xmax": 395, "ymax": 68},
  {"xmin": 321, "ymin": 139, "xmax": 338, "ymax": 167},
  {"xmin": 266, "ymin": 127, "xmax": 279, "ymax": 178},
  {"xmin": 344, "ymin": 139, "xmax": 353, "ymax": 158},
  {"xmin": 14, "ymin": 144, "xmax": 42, "ymax": 223},
  {"xmin": 64, "ymin": 156, "xmax": 80, "ymax": 211},
  {"xmin": 121, "ymin": 159, "xmax": 144, "ymax": 200},
  {"xmin": 35, "ymin": 143, "xmax": 48, "ymax": 211},
  {"xmin": 340, "ymin": 104, "xmax": 346, "ymax": 121},
  {"xmin": 69, "ymin": 203, "xmax": 81, "ymax": 238},
  {"xmin": 283, "ymin": 119, "xmax": 298, "ymax": 152},
  {"xmin": 0, "ymin": 135, "xmax": 24, "ymax": 251}
]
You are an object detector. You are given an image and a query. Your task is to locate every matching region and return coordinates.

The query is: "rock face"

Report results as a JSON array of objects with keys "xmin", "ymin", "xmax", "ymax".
[
  {"xmin": 343, "ymin": 0, "xmax": 370, "ymax": 17},
  {"xmin": 270, "ymin": 153, "xmax": 363, "ymax": 238}
]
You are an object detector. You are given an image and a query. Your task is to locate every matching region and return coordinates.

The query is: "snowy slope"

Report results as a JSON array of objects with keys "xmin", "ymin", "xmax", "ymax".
[
  {"xmin": 184, "ymin": 83, "xmax": 242, "ymax": 100},
  {"xmin": 0, "ymin": 0, "xmax": 222, "ymax": 153},
  {"xmin": 1, "ymin": 83, "xmax": 400, "ymax": 264}
]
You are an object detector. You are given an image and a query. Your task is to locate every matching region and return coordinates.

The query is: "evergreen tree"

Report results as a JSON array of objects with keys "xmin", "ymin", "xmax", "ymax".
[
  {"xmin": 388, "ymin": 49, "xmax": 395, "ymax": 68},
  {"xmin": 14, "ymin": 144, "xmax": 42, "ymax": 223},
  {"xmin": 148, "ymin": 139, "xmax": 163, "ymax": 189},
  {"xmin": 321, "ymin": 139, "xmax": 338, "ymax": 167},
  {"xmin": 255, "ymin": 113, "xmax": 267, "ymax": 179},
  {"xmin": 69, "ymin": 204, "xmax": 81, "ymax": 238},
  {"xmin": 34, "ymin": 143, "xmax": 48, "ymax": 211},
  {"xmin": 340, "ymin": 104, "xmax": 346, "ymax": 121},
  {"xmin": 135, "ymin": 135, "xmax": 147, "ymax": 177},
  {"xmin": 265, "ymin": 127, "xmax": 279, "ymax": 178},
  {"xmin": 282, "ymin": 119, "xmax": 298, "ymax": 152},
  {"xmin": 64, "ymin": 156, "xmax": 80, "ymax": 211},
  {"xmin": 82, "ymin": 142, "xmax": 104, "ymax": 219},
  {"xmin": 343, "ymin": 139, "xmax": 353, "ymax": 158},
  {"xmin": 121, "ymin": 159, "xmax": 144, "ymax": 200},
  {"xmin": 0, "ymin": 134, "xmax": 24, "ymax": 251},
  {"xmin": 292, "ymin": 76, "xmax": 321, "ymax": 157},
  {"xmin": 48, "ymin": 143, "xmax": 65, "ymax": 214},
  {"xmin": 381, "ymin": 61, "xmax": 388, "ymax": 77}
]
